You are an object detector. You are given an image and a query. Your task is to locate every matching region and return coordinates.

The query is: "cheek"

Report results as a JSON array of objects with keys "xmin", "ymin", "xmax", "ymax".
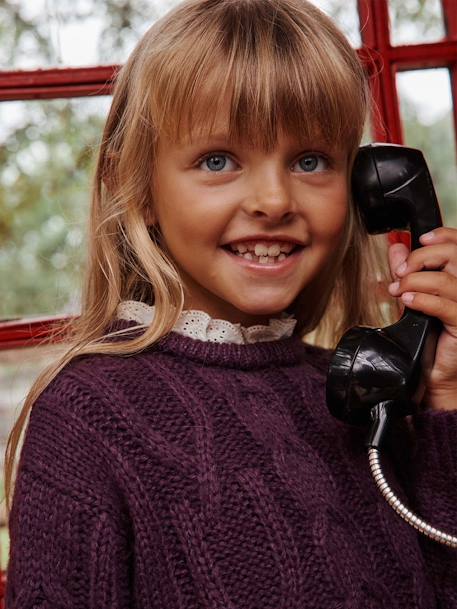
[
  {"xmin": 153, "ymin": 185, "xmax": 194, "ymax": 243},
  {"xmin": 312, "ymin": 191, "xmax": 349, "ymax": 242},
  {"xmin": 154, "ymin": 174, "xmax": 228, "ymax": 244}
]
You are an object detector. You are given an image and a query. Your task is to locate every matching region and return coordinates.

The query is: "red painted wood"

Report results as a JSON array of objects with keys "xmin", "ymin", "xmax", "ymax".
[
  {"xmin": 0, "ymin": 315, "xmax": 75, "ymax": 349},
  {"xmin": 387, "ymin": 40, "xmax": 457, "ymax": 68},
  {"xmin": 0, "ymin": 65, "xmax": 117, "ymax": 87},
  {"xmin": 371, "ymin": 0, "xmax": 391, "ymax": 54},
  {"xmin": 357, "ymin": 0, "xmax": 376, "ymax": 48},
  {"xmin": 0, "ymin": 84, "xmax": 113, "ymax": 101},
  {"xmin": 442, "ymin": 0, "xmax": 457, "ymax": 39},
  {"xmin": 0, "ymin": 569, "xmax": 5, "ymax": 609},
  {"xmin": 358, "ymin": 0, "xmax": 403, "ymax": 143},
  {"xmin": 0, "ymin": 65, "xmax": 118, "ymax": 101},
  {"xmin": 442, "ymin": 0, "xmax": 457, "ymax": 147}
]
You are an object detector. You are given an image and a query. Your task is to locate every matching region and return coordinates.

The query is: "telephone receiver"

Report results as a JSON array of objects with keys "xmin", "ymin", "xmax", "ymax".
[
  {"xmin": 326, "ymin": 143, "xmax": 443, "ymax": 434},
  {"xmin": 325, "ymin": 144, "xmax": 457, "ymax": 548}
]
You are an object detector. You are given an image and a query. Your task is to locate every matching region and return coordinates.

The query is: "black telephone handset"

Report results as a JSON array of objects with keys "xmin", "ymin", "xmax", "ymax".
[
  {"xmin": 326, "ymin": 144, "xmax": 457, "ymax": 548},
  {"xmin": 327, "ymin": 143, "xmax": 443, "ymax": 431}
]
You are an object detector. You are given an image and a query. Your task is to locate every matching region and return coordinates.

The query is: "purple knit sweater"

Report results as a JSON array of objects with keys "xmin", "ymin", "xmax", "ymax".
[{"xmin": 5, "ymin": 319, "xmax": 457, "ymax": 608}]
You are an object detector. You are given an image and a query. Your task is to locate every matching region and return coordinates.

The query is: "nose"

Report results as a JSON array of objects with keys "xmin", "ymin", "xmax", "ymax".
[{"xmin": 244, "ymin": 166, "xmax": 297, "ymax": 222}]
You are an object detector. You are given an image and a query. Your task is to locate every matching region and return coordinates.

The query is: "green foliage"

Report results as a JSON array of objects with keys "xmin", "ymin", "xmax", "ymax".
[
  {"xmin": 0, "ymin": 98, "xmax": 108, "ymax": 318},
  {"xmin": 0, "ymin": 0, "xmax": 161, "ymax": 69},
  {"xmin": 389, "ymin": 0, "xmax": 445, "ymax": 43}
]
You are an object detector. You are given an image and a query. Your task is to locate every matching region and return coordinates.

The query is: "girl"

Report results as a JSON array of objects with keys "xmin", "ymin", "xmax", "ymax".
[{"xmin": 4, "ymin": 0, "xmax": 457, "ymax": 607}]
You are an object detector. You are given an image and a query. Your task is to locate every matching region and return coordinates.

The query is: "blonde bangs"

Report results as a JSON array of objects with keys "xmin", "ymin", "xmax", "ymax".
[{"xmin": 146, "ymin": 0, "xmax": 367, "ymax": 152}]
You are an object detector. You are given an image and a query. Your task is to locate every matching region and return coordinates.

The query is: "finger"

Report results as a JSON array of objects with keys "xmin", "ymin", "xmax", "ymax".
[
  {"xmin": 388, "ymin": 270, "xmax": 457, "ymax": 302},
  {"xmin": 419, "ymin": 227, "xmax": 457, "ymax": 246},
  {"xmin": 388, "ymin": 243, "xmax": 409, "ymax": 280},
  {"xmin": 396, "ymin": 291, "xmax": 457, "ymax": 329},
  {"xmin": 396, "ymin": 242, "xmax": 457, "ymax": 278}
]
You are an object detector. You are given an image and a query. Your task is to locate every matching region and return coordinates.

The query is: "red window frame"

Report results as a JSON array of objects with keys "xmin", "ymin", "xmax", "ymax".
[{"xmin": 0, "ymin": 0, "xmax": 456, "ymax": 350}]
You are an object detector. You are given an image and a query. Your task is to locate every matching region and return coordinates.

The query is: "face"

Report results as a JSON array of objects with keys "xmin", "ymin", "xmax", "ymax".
[{"xmin": 149, "ymin": 116, "xmax": 349, "ymax": 326}]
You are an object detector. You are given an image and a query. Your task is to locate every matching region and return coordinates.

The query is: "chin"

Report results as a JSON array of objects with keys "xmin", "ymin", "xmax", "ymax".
[{"xmin": 234, "ymin": 301, "xmax": 292, "ymax": 319}]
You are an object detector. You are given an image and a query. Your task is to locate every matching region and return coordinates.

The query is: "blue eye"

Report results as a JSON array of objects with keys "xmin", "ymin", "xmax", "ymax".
[
  {"xmin": 196, "ymin": 152, "xmax": 329, "ymax": 173},
  {"xmin": 198, "ymin": 154, "xmax": 235, "ymax": 172},
  {"xmin": 296, "ymin": 154, "xmax": 329, "ymax": 172}
]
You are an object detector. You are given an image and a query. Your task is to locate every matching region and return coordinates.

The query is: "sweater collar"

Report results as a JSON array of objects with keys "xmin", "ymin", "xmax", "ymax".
[
  {"xmin": 155, "ymin": 329, "xmax": 309, "ymax": 369},
  {"xmin": 116, "ymin": 300, "xmax": 297, "ymax": 345},
  {"xmin": 107, "ymin": 318, "xmax": 312, "ymax": 370}
]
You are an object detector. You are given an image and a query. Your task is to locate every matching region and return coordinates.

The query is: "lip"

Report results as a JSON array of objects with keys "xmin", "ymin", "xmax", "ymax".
[
  {"xmin": 222, "ymin": 234, "xmax": 305, "ymax": 246},
  {"xmin": 220, "ymin": 245, "xmax": 305, "ymax": 276}
]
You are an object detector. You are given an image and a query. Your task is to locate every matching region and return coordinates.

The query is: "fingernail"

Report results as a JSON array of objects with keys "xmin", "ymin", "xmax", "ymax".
[
  {"xmin": 401, "ymin": 292, "xmax": 415, "ymax": 304},
  {"xmin": 396, "ymin": 262, "xmax": 407, "ymax": 274},
  {"xmin": 420, "ymin": 231, "xmax": 435, "ymax": 242},
  {"xmin": 388, "ymin": 281, "xmax": 400, "ymax": 294}
]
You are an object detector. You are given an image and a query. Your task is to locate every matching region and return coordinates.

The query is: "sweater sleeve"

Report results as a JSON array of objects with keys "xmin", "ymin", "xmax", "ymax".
[
  {"xmin": 386, "ymin": 408, "xmax": 457, "ymax": 608},
  {"xmin": 5, "ymin": 375, "xmax": 134, "ymax": 609}
]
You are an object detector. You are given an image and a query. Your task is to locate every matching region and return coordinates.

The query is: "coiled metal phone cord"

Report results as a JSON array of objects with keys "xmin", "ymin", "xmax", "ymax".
[{"xmin": 368, "ymin": 447, "xmax": 457, "ymax": 548}]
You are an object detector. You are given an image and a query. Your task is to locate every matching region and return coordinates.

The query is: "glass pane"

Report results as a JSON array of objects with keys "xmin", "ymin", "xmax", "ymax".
[
  {"xmin": 311, "ymin": 0, "xmax": 361, "ymax": 47},
  {"xmin": 0, "ymin": 96, "xmax": 111, "ymax": 319},
  {"xmin": 0, "ymin": 0, "xmax": 361, "ymax": 71},
  {"xmin": 397, "ymin": 69, "xmax": 457, "ymax": 228},
  {"xmin": 0, "ymin": 342, "xmax": 68, "ymax": 571},
  {"xmin": 0, "ymin": 0, "xmax": 165, "ymax": 70},
  {"xmin": 389, "ymin": 0, "xmax": 445, "ymax": 46}
]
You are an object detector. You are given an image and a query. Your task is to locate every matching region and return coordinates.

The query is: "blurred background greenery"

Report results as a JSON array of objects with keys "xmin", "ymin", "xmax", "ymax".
[{"xmin": 0, "ymin": 0, "xmax": 456, "ymax": 572}]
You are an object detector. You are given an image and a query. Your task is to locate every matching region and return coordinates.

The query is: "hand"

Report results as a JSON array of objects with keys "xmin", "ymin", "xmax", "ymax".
[{"xmin": 387, "ymin": 227, "xmax": 457, "ymax": 412}]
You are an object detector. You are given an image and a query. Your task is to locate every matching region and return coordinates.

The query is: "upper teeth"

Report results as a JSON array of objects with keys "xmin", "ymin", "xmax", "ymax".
[{"xmin": 229, "ymin": 241, "xmax": 295, "ymax": 256}]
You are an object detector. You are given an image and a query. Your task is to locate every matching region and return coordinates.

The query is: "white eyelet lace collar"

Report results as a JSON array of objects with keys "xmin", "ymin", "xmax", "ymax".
[{"xmin": 116, "ymin": 300, "xmax": 297, "ymax": 344}]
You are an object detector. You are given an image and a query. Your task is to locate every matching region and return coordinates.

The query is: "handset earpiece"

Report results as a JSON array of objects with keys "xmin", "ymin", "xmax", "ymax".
[
  {"xmin": 350, "ymin": 143, "xmax": 442, "ymax": 249},
  {"xmin": 326, "ymin": 143, "xmax": 443, "ymax": 427}
]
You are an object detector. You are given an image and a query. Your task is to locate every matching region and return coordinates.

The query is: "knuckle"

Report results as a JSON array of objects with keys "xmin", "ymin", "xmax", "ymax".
[
  {"xmin": 435, "ymin": 296, "xmax": 448, "ymax": 316},
  {"xmin": 441, "ymin": 272, "xmax": 457, "ymax": 298},
  {"xmin": 401, "ymin": 271, "xmax": 451, "ymax": 296},
  {"xmin": 399, "ymin": 274, "xmax": 414, "ymax": 291},
  {"xmin": 450, "ymin": 243, "xmax": 457, "ymax": 261}
]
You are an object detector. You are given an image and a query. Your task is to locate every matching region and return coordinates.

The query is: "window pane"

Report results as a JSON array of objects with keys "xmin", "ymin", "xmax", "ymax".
[
  {"xmin": 0, "ymin": 96, "xmax": 111, "ymax": 319},
  {"xmin": 389, "ymin": 0, "xmax": 445, "ymax": 46},
  {"xmin": 0, "ymin": 342, "xmax": 68, "ymax": 570},
  {"xmin": 0, "ymin": 0, "xmax": 164, "ymax": 70},
  {"xmin": 397, "ymin": 69, "xmax": 457, "ymax": 228},
  {"xmin": 0, "ymin": 0, "xmax": 361, "ymax": 71},
  {"xmin": 311, "ymin": 0, "xmax": 361, "ymax": 47}
]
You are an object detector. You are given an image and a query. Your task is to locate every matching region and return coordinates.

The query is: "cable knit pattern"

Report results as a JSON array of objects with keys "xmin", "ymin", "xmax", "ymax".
[{"xmin": 5, "ymin": 319, "xmax": 457, "ymax": 609}]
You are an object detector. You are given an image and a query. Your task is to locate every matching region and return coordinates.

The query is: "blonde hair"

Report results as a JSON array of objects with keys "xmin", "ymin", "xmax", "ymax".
[{"xmin": 3, "ymin": 0, "xmax": 398, "ymax": 520}]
